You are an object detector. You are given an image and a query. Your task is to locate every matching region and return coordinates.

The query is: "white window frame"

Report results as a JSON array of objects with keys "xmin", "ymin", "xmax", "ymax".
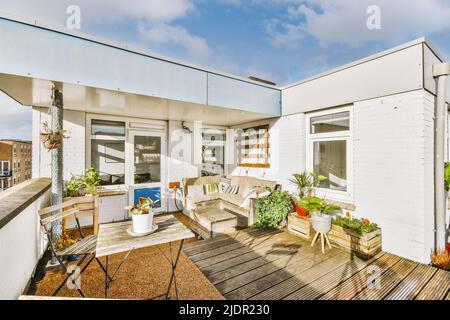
[
  {"xmin": 86, "ymin": 114, "xmax": 168, "ymax": 190},
  {"xmin": 306, "ymin": 105, "xmax": 353, "ymax": 203}
]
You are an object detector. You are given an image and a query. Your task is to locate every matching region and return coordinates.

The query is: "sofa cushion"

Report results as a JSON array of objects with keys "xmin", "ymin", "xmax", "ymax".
[
  {"xmin": 229, "ymin": 176, "xmax": 277, "ymax": 196},
  {"xmin": 204, "ymin": 183, "xmax": 219, "ymax": 194},
  {"xmin": 219, "ymin": 193, "xmax": 244, "ymax": 207},
  {"xmin": 223, "ymin": 184, "xmax": 239, "ymax": 195},
  {"xmin": 183, "ymin": 175, "xmax": 222, "ymax": 195},
  {"xmin": 187, "ymin": 185, "xmax": 204, "ymax": 197}
]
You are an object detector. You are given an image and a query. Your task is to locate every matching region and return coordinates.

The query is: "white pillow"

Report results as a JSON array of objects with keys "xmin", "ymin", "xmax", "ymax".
[
  {"xmin": 240, "ymin": 187, "xmax": 257, "ymax": 208},
  {"xmin": 188, "ymin": 185, "xmax": 204, "ymax": 197}
]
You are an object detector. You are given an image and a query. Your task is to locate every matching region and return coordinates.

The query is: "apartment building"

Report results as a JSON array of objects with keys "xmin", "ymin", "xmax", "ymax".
[{"xmin": 0, "ymin": 140, "xmax": 32, "ymax": 190}]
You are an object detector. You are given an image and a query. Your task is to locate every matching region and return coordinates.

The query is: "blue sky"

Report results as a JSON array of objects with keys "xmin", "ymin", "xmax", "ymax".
[{"xmin": 1, "ymin": 0, "xmax": 450, "ymax": 140}]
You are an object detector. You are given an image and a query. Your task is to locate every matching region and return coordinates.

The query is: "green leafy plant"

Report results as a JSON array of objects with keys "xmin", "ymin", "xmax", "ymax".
[
  {"xmin": 65, "ymin": 174, "xmax": 85, "ymax": 197},
  {"xmin": 84, "ymin": 168, "xmax": 101, "ymax": 195},
  {"xmin": 289, "ymin": 171, "xmax": 312, "ymax": 199},
  {"xmin": 289, "ymin": 171, "xmax": 327, "ymax": 199},
  {"xmin": 298, "ymin": 197, "xmax": 341, "ymax": 216},
  {"xmin": 333, "ymin": 212, "xmax": 379, "ymax": 235},
  {"xmin": 127, "ymin": 197, "xmax": 160, "ymax": 215},
  {"xmin": 65, "ymin": 168, "xmax": 102, "ymax": 196},
  {"xmin": 255, "ymin": 189, "xmax": 294, "ymax": 228},
  {"xmin": 445, "ymin": 163, "xmax": 450, "ymax": 192}
]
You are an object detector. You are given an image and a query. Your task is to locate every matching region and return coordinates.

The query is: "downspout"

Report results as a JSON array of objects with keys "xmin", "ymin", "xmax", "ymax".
[{"xmin": 433, "ymin": 62, "xmax": 450, "ymax": 252}]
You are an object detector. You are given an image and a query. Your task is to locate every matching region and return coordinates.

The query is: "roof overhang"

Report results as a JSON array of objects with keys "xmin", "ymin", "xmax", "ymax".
[{"xmin": 0, "ymin": 14, "xmax": 281, "ymax": 126}]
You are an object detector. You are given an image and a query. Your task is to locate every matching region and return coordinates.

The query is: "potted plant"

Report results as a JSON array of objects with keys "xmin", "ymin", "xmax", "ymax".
[
  {"xmin": 289, "ymin": 172, "xmax": 327, "ymax": 217},
  {"xmin": 330, "ymin": 212, "xmax": 382, "ymax": 258},
  {"xmin": 254, "ymin": 189, "xmax": 293, "ymax": 228},
  {"xmin": 64, "ymin": 168, "xmax": 102, "ymax": 197},
  {"xmin": 299, "ymin": 197, "xmax": 341, "ymax": 234},
  {"xmin": 40, "ymin": 122, "xmax": 69, "ymax": 151},
  {"xmin": 127, "ymin": 197, "xmax": 160, "ymax": 233}
]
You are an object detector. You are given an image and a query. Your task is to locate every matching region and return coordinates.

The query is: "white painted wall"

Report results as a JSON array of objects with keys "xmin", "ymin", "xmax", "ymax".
[
  {"xmin": 32, "ymin": 107, "xmax": 86, "ymax": 180},
  {"xmin": 353, "ymin": 90, "xmax": 434, "ymax": 263},
  {"xmin": 0, "ymin": 186, "xmax": 50, "ymax": 300},
  {"xmin": 282, "ymin": 43, "xmax": 424, "ymax": 115},
  {"xmin": 229, "ymin": 114, "xmax": 306, "ymax": 194}
]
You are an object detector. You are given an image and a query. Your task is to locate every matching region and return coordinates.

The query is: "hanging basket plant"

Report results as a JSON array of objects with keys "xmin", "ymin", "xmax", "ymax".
[{"xmin": 40, "ymin": 122, "xmax": 69, "ymax": 151}]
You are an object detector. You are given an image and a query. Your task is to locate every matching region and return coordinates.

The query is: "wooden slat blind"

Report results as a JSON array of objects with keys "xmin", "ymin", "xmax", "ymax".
[{"xmin": 238, "ymin": 125, "xmax": 270, "ymax": 168}]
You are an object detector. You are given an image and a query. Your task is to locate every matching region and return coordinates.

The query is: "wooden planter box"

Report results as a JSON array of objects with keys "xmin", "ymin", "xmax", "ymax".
[
  {"xmin": 288, "ymin": 214, "xmax": 313, "ymax": 240},
  {"xmin": 329, "ymin": 225, "xmax": 382, "ymax": 259}
]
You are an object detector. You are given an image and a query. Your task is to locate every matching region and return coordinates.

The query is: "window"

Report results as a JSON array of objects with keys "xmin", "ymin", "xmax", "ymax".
[
  {"xmin": 201, "ymin": 128, "xmax": 226, "ymax": 176},
  {"xmin": 13, "ymin": 145, "xmax": 16, "ymax": 156},
  {"xmin": 237, "ymin": 125, "xmax": 270, "ymax": 168},
  {"xmin": 90, "ymin": 119, "xmax": 126, "ymax": 186},
  {"xmin": 92, "ymin": 119, "xmax": 126, "ymax": 136},
  {"xmin": 1, "ymin": 161, "xmax": 9, "ymax": 175},
  {"xmin": 307, "ymin": 107, "xmax": 352, "ymax": 201}
]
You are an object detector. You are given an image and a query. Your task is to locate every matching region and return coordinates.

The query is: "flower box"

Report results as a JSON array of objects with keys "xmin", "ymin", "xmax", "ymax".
[
  {"xmin": 288, "ymin": 214, "xmax": 313, "ymax": 240},
  {"xmin": 328, "ymin": 224, "xmax": 382, "ymax": 259}
]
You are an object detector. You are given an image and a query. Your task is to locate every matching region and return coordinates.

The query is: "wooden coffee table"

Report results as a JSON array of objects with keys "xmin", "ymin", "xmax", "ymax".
[{"xmin": 190, "ymin": 204, "xmax": 237, "ymax": 239}]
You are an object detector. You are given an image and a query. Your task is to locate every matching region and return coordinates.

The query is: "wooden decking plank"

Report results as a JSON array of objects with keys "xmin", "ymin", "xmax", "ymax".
[
  {"xmin": 189, "ymin": 229, "xmax": 283, "ymax": 263},
  {"xmin": 225, "ymin": 248, "xmax": 342, "ymax": 300},
  {"xmin": 183, "ymin": 228, "xmax": 274, "ymax": 253},
  {"xmin": 217, "ymin": 250, "xmax": 304, "ymax": 295},
  {"xmin": 249, "ymin": 251, "xmax": 352, "ymax": 300},
  {"xmin": 200, "ymin": 233, "xmax": 302, "ymax": 276},
  {"xmin": 284, "ymin": 252, "xmax": 384, "ymax": 300},
  {"xmin": 384, "ymin": 263, "xmax": 438, "ymax": 300},
  {"xmin": 318, "ymin": 253, "xmax": 401, "ymax": 300},
  {"xmin": 195, "ymin": 232, "xmax": 291, "ymax": 269},
  {"xmin": 415, "ymin": 269, "xmax": 450, "ymax": 300},
  {"xmin": 208, "ymin": 235, "xmax": 307, "ymax": 284},
  {"xmin": 352, "ymin": 258, "xmax": 418, "ymax": 300},
  {"xmin": 184, "ymin": 228, "xmax": 277, "ymax": 256}
]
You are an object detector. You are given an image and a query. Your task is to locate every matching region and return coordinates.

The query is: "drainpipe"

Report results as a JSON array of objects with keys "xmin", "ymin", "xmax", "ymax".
[{"xmin": 433, "ymin": 63, "xmax": 450, "ymax": 252}]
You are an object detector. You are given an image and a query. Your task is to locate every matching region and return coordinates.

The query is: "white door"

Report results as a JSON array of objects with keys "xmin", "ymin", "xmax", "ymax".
[{"xmin": 126, "ymin": 130, "xmax": 166, "ymax": 214}]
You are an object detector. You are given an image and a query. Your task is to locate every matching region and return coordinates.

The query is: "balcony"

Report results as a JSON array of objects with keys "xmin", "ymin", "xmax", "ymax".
[{"xmin": 1, "ymin": 179, "xmax": 449, "ymax": 300}]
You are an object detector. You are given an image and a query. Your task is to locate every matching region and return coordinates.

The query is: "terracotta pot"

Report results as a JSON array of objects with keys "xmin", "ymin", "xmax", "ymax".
[{"xmin": 295, "ymin": 203, "xmax": 309, "ymax": 217}]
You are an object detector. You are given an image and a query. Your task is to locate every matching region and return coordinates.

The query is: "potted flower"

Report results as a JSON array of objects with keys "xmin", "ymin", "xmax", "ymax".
[
  {"xmin": 299, "ymin": 197, "xmax": 341, "ymax": 234},
  {"xmin": 127, "ymin": 197, "xmax": 160, "ymax": 233},
  {"xmin": 289, "ymin": 172, "xmax": 327, "ymax": 217},
  {"xmin": 330, "ymin": 212, "xmax": 382, "ymax": 258}
]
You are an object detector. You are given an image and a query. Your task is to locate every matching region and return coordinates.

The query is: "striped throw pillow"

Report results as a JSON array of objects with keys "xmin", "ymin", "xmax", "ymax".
[
  {"xmin": 219, "ymin": 177, "xmax": 232, "ymax": 193},
  {"xmin": 224, "ymin": 185, "xmax": 239, "ymax": 195},
  {"xmin": 203, "ymin": 183, "xmax": 219, "ymax": 194}
]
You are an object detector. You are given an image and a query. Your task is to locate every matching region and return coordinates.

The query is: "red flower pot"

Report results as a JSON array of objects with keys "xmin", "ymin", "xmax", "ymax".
[
  {"xmin": 295, "ymin": 203, "xmax": 309, "ymax": 217},
  {"xmin": 446, "ymin": 243, "xmax": 450, "ymax": 254}
]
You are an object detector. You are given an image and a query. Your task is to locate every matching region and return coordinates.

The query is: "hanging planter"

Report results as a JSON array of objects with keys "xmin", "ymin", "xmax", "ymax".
[{"xmin": 40, "ymin": 122, "xmax": 69, "ymax": 151}]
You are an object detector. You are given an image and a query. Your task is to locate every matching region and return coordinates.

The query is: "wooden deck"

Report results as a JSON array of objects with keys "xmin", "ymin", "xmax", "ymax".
[{"xmin": 183, "ymin": 228, "xmax": 450, "ymax": 300}]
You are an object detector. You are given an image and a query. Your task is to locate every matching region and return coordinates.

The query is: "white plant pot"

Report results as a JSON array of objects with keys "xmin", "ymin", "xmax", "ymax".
[
  {"xmin": 312, "ymin": 214, "xmax": 332, "ymax": 233},
  {"xmin": 132, "ymin": 211, "xmax": 154, "ymax": 233}
]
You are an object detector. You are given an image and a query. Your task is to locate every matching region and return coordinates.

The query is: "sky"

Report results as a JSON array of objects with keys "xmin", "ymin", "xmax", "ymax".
[{"xmin": 1, "ymin": 0, "xmax": 450, "ymax": 140}]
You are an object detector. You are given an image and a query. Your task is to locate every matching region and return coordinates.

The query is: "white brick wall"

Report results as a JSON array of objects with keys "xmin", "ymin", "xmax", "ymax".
[
  {"xmin": 230, "ymin": 113, "xmax": 306, "ymax": 193},
  {"xmin": 353, "ymin": 90, "xmax": 434, "ymax": 263},
  {"xmin": 32, "ymin": 108, "xmax": 86, "ymax": 181}
]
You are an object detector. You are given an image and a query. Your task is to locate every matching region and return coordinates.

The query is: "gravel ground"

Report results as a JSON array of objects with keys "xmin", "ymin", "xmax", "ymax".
[{"xmin": 34, "ymin": 214, "xmax": 224, "ymax": 300}]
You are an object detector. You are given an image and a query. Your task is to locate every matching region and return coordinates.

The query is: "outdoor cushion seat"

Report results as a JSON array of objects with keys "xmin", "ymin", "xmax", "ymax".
[
  {"xmin": 57, "ymin": 234, "xmax": 97, "ymax": 256},
  {"xmin": 219, "ymin": 193, "xmax": 245, "ymax": 207},
  {"xmin": 185, "ymin": 194, "xmax": 221, "ymax": 210}
]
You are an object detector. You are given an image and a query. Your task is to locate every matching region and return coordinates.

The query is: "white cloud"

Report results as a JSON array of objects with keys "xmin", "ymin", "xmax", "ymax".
[
  {"xmin": 138, "ymin": 22, "xmax": 211, "ymax": 56},
  {"xmin": 0, "ymin": 0, "xmax": 212, "ymax": 63},
  {"xmin": 0, "ymin": 92, "xmax": 32, "ymax": 141},
  {"xmin": 267, "ymin": 0, "xmax": 450, "ymax": 47},
  {"xmin": 0, "ymin": 0, "xmax": 194, "ymax": 25}
]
